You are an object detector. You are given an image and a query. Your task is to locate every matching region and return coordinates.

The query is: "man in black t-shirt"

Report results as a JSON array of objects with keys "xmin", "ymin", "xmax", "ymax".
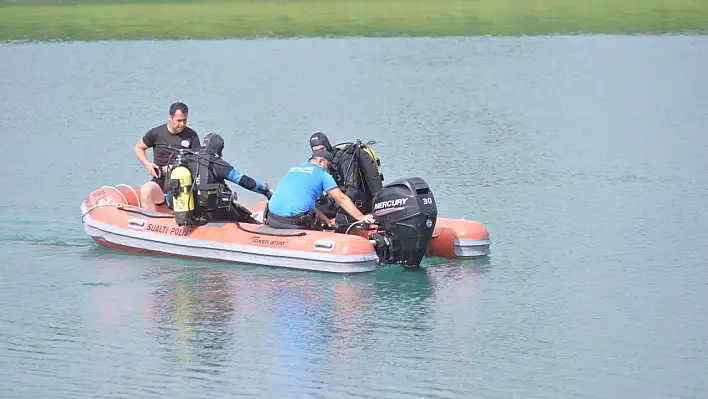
[{"xmin": 133, "ymin": 102, "xmax": 200, "ymax": 211}]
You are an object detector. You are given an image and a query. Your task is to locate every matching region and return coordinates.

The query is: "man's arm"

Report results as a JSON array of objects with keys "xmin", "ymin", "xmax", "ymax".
[
  {"xmin": 134, "ymin": 138, "xmax": 158, "ymax": 178},
  {"xmin": 326, "ymin": 187, "xmax": 374, "ymax": 224},
  {"xmin": 226, "ymin": 168, "xmax": 272, "ymax": 199}
]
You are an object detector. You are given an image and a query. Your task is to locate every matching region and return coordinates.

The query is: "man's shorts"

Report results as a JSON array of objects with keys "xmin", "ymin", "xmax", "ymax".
[{"xmin": 150, "ymin": 176, "xmax": 167, "ymax": 206}]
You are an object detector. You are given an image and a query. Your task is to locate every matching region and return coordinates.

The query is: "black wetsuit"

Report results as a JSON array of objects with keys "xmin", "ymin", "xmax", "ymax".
[{"xmin": 184, "ymin": 149, "xmax": 269, "ymax": 224}]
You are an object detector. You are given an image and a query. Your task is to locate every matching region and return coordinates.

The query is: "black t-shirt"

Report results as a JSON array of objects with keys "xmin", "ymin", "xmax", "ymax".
[{"xmin": 142, "ymin": 124, "xmax": 200, "ymax": 166}]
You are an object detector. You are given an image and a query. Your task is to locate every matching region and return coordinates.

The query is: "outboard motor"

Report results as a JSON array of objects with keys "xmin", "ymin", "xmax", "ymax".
[{"xmin": 369, "ymin": 177, "xmax": 438, "ymax": 267}]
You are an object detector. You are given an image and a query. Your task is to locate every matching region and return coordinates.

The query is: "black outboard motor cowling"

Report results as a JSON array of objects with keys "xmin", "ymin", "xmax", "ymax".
[{"xmin": 370, "ymin": 177, "xmax": 438, "ymax": 267}]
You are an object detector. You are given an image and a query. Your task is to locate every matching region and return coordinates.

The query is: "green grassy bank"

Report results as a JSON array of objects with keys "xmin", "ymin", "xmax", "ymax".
[{"xmin": 1, "ymin": 0, "xmax": 707, "ymax": 42}]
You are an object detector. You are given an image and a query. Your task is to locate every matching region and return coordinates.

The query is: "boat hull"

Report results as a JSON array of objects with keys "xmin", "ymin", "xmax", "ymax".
[{"xmin": 80, "ymin": 185, "xmax": 490, "ymax": 272}]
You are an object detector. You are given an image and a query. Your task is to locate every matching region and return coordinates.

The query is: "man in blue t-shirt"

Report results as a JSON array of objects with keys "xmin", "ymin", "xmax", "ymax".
[{"xmin": 266, "ymin": 150, "xmax": 375, "ymax": 230}]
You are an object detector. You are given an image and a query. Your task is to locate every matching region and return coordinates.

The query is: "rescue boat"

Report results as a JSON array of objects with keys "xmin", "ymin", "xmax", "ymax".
[{"xmin": 80, "ymin": 177, "xmax": 490, "ymax": 273}]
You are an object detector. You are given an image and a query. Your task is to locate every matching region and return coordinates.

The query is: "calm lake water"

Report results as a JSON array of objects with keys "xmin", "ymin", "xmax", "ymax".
[{"xmin": 1, "ymin": 36, "xmax": 707, "ymax": 398}]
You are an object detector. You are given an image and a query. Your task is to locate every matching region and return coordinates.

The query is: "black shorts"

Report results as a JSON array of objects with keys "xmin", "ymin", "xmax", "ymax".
[
  {"xmin": 151, "ymin": 176, "xmax": 166, "ymax": 189},
  {"xmin": 265, "ymin": 209, "xmax": 319, "ymax": 230},
  {"xmin": 150, "ymin": 176, "xmax": 167, "ymax": 205}
]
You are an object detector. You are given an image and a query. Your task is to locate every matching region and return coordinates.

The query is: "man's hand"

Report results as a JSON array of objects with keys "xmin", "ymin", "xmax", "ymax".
[
  {"xmin": 144, "ymin": 162, "xmax": 160, "ymax": 178},
  {"xmin": 135, "ymin": 139, "xmax": 159, "ymax": 178},
  {"xmin": 358, "ymin": 214, "xmax": 375, "ymax": 224},
  {"xmin": 313, "ymin": 207, "xmax": 333, "ymax": 228},
  {"xmin": 263, "ymin": 184, "xmax": 273, "ymax": 200},
  {"xmin": 328, "ymin": 187, "xmax": 375, "ymax": 224}
]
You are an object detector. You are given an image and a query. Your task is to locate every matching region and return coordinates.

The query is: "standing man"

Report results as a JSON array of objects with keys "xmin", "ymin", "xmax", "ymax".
[{"xmin": 134, "ymin": 102, "xmax": 200, "ymax": 211}]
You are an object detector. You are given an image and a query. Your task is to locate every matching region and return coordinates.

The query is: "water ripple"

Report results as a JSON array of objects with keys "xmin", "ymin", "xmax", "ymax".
[{"xmin": 2, "ymin": 36, "xmax": 708, "ymax": 399}]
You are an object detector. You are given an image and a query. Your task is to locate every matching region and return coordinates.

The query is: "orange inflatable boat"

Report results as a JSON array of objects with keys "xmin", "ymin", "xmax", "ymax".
[{"xmin": 80, "ymin": 177, "xmax": 490, "ymax": 273}]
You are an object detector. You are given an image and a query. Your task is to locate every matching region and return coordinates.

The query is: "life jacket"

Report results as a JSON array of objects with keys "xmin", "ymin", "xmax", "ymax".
[{"xmin": 331, "ymin": 140, "xmax": 384, "ymax": 216}]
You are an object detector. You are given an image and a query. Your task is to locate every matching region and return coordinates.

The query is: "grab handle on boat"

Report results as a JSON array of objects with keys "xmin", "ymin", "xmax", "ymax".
[{"xmin": 313, "ymin": 240, "xmax": 335, "ymax": 252}]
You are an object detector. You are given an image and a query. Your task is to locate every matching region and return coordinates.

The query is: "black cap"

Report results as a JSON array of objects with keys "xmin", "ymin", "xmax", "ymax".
[
  {"xmin": 311, "ymin": 149, "xmax": 333, "ymax": 163},
  {"xmin": 203, "ymin": 133, "xmax": 225, "ymax": 157},
  {"xmin": 309, "ymin": 132, "xmax": 332, "ymax": 152}
]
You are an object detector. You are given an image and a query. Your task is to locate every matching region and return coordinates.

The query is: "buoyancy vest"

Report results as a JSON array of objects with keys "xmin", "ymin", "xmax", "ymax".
[
  {"xmin": 331, "ymin": 141, "xmax": 384, "ymax": 214},
  {"xmin": 186, "ymin": 150, "xmax": 232, "ymax": 213}
]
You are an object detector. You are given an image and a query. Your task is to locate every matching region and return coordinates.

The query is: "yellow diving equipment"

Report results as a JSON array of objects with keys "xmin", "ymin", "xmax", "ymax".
[{"xmin": 169, "ymin": 166, "xmax": 194, "ymax": 226}]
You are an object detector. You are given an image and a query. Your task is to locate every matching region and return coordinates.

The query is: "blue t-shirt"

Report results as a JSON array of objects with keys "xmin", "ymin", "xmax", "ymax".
[{"xmin": 267, "ymin": 162, "xmax": 337, "ymax": 216}]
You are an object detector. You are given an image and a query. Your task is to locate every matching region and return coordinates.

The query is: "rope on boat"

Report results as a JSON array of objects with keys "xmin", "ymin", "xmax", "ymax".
[
  {"xmin": 100, "ymin": 185, "xmax": 129, "ymax": 205},
  {"xmin": 82, "ymin": 183, "xmax": 145, "ymax": 222},
  {"xmin": 81, "ymin": 203, "xmax": 143, "ymax": 223},
  {"xmin": 114, "ymin": 184, "xmax": 141, "ymax": 209}
]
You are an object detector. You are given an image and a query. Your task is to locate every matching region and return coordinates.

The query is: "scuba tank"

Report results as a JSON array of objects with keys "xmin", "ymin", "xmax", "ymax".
[
  {"xmin": 332, "ymin": 139, "xmax": 383, "ymax": 215},
  {"xmin": 169, "ymin": 166, "xmax": 194, "ymax": 226},
  {"xmin": 165, "ymin": 140, "xmax": 195, "ymax": 226}
]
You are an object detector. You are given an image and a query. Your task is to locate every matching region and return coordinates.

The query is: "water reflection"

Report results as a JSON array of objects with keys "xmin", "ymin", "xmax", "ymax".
[
  {"xmin": 82, "ymin": 253, "xmax": 164, "ymax": 396},
  {"xmin": 425, "ymin": 257, "xmax": 492, "ymax": 298},
  {"xmin": 83, "ymin": 250, "xmax": 494, "ymax": 397},
  {"xmin": 84, "ymin": 250, "xmax": 156, "ymax": 333},
  {"xmin": 151, "ymin": 268, "xmax": 237, "ymax": 375},
  {"xmin": 330, "ymin": 279, "xmax": 376, "ymax": 354}
]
